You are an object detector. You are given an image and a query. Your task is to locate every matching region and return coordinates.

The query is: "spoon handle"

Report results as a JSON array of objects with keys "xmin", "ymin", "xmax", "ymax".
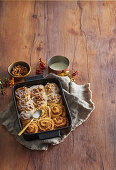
[{"xmin": 18, "ymin": 119, "xmax": 33, "ymax": 136}]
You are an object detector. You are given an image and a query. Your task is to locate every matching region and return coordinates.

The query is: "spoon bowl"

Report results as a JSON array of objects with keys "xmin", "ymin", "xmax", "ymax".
[{"xmin": 33, "ymin": 109, "xmax": 42, "ymax": 119}]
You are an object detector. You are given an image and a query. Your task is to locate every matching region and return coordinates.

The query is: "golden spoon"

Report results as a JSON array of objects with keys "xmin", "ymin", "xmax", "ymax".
[{"xmin": 18, "ymin": 109, "xmax": 42, "ymax": 136}]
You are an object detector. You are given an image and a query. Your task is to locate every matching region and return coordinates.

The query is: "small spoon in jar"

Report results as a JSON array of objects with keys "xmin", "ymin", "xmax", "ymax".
[{"xmin": 18, "ymin": 109, "xmax": 42, "ymax": 136}]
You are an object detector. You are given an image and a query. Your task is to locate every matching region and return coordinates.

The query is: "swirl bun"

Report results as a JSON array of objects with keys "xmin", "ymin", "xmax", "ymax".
[
  {"xmin": 47, "ymin": 93, "xmax": 62, "ymax": 105},
  {"xmin": 20, "ymin": 110, "xmax": 33, "ymax": 120},
  {"xmin": 45, "ymin": 83, "xmax": 59, "ymax": 94},
  {"xmin": 39, "ymin": 105, "xmax": 51, "ymax": 118},
  {"xmin": 50, "ymin": 103, "xmax": 62, "ymax": 118},
  {"xmin": 25, "ymin": 122, "xmax": 38, "ymax": 133},
  {"xmin": 21, "ymin": 119, "xmax": 31, "ymax": 128},
  {"xmin": 30, "ymin": 85, "xmax": 45, "ymax": 97},
  {"xmin": 61, "ymin": 105, "xmax": 66, "ymax": 117},
  {"xmin": 38, "ymin": 118, "xmax": 54, "ymax": 132},
  {"xmin": 53, "ymin": 117, "xmax": 68, "ymax": 129},
  {"xmin": 17, "ymin": 99, "xmax": 35, "ymax": 112},
  {"xmin": 32, "ymin": 94, "xmax": 47, "ymax": 108},
  {"xmin": 20, "ymin": 110, "xmax": 33, "ymax": 128},
  {"xmin": 15, "ymin": 87, "xmax": 30, "ymax": 100}
]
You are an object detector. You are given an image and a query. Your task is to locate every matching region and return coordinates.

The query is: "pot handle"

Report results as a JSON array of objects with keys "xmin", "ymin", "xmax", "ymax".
[
  {"xmin": 24, "ymin": 75, "xmax": 43, "ymax": 82},
  {"xmin": 38, "ymin": 130, "xmax": 61, "ymax": 140}
]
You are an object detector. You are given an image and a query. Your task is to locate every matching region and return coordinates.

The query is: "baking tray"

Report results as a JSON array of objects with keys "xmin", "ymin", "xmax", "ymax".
[{"xmin": 12, "ymin": 75, "xmax": 72, "ymax": 141}]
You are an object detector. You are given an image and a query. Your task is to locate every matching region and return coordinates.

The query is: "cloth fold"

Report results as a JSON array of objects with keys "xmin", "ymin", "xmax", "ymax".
[{"xmin": 0, "ymin": 73, "xmax": 95, "ymax": 150}]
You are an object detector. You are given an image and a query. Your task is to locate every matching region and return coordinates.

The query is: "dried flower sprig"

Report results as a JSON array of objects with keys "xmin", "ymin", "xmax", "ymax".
[
  {"xmin": 0, "ymin": 77, "xmax": 14, "ymax": 95},
  {"xmin": 0, "ymin": 78, "xmax": 6, "ymax": 95},
  {"xmin": 36, "ymin": 58, "xmax": 46, "ymax": 75},
  {"xmin": 58, "ymin": 70, "xmax": 78, "ymax": 82},
  {"xmin": 72, "ymin": 70, "xmax": 78, "ymax": 77},
  {"xmin": 3, "ymin": 78, "xmax": 10, "ymax": 87},
  {"xmin": 9, "ymin": 77, "xmax": 14, "ymax": 88}
]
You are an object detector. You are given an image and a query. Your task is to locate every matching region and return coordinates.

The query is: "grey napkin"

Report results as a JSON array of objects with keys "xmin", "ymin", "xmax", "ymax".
[{"xmin": 0, "ymin": 73, "xmax": 95, "ymax": 150}]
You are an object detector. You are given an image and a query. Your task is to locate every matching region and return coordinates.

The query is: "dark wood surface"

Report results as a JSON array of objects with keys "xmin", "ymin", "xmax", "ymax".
[{"xmin": 0, "ymin": 1, "xmax": 116, "ymax": 170}]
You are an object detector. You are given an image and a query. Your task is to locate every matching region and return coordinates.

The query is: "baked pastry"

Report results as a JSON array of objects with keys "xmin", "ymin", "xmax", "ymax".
[
  {"xmin": 30, "ymin": 85, "xmax": 45, "ymax": 97},
  {"xmin": 25, "ymin": 122, "xmax": 38, "ymax": 133},
  {"xmin": 39, "ymin": 105, "xmax": 51, "ymax": 119},
  {"xmin": 47, "ymin": 93, "xmax": 62, "ymax": 105},
  {"xmin": 61, "ymin": 105, "xmax": 66, "ymax": 117},
  {"xmin": 38, "ymin": 118, "xmax": 54, "ymax": 132},
  {"xmin": 15, "ymin": 87, "xmax": 30, "ymax": 100},
  {"xmin": 50, "ymin": 103, "xmax": 62, "ymax": 118},
  {"xmin": 53, "ymin": 117, "xmax": 68, "ymax": 129},
  {"xmin": 17, "ymin": 99, "xmax": 35, "ymax": 113},
  {"xmin": 45, "ymin": 83, "xmax": 59, "ymax": 94},
  {"xmin": 20, "ymin": 110, "xmax": 33, "ymax": 120},
  {"xmin": 32, "ymin": 93, "xmax": 47, "ymax": 108},
  {"xmin": 21, "ymin": 118, "xmax": 31, "ymax": 128},
  {"xmin": 20, "ymin": 110, "xmax": 34, "ymax": 128}
]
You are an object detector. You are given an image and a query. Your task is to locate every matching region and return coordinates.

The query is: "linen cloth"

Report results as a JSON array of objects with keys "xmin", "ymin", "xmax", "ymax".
[{"xmin": 0, "ymin": 73, "xmax": 95, "ymax": 150}]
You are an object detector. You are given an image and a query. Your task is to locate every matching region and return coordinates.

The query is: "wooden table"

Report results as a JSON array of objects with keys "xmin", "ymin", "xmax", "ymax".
[{"xmin": 0, "ymin": 1, "xmax": 116, "ymax": 170}]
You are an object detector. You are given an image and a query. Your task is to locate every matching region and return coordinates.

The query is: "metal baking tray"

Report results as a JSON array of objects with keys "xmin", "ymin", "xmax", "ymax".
[{"xmin": 12, "ymin": 75, "xmax": 72, "ymax": 141}]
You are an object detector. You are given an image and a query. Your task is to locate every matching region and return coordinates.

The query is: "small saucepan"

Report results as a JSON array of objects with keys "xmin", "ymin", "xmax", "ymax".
[{"xmin": 48, "ymin": 56, "xmax": 70, "ymax": 74}]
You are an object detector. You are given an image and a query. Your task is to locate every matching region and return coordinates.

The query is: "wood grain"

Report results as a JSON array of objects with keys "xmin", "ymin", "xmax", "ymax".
[{"xmin": 0, "ymin": 1, "xmax": 116, "ymax": 170}]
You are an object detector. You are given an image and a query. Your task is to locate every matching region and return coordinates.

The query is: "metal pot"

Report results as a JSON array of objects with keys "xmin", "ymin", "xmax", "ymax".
[{"xmin": 48, "ymin": 56, "xmax": 69, "ymax": 74}]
